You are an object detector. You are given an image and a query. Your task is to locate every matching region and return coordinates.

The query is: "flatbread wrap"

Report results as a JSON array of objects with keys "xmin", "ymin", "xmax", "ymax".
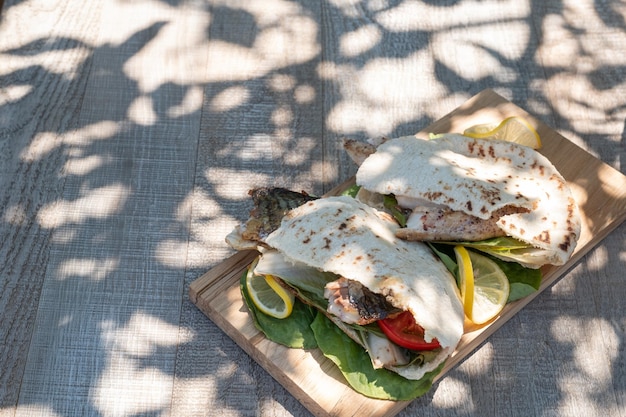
[
  {"xmin": 227, "ymin": 190, "xmax": 464, "ymax": 399},
  {"xmin": 346, "ymin": 134, "xmax": 581, "ymax": 268}
]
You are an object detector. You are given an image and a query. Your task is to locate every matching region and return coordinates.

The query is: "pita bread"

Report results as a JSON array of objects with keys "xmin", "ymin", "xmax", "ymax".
[
  {"xmin": 356, "ymin": 134, "xmax": 581, "ymax": 266},
  {"xmin": 264, "ymin": 196, "xmax": 464, "ymax": 380}
]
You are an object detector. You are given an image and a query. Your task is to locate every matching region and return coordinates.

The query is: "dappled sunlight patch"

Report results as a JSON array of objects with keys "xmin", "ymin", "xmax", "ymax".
[
  {"xmin": 113, "ymin": 0, "xmax": 211, "ymax": 93},
  {"xmin": 37, "ymin": 184, "xmax": 131, "ymax": 229},
  {"xmin": 204, "ymin": 167, "xmax": 272, "ymax": 199},
  {"xmin": 294, "ymin": 84, "xmax": 316, "ymax": 104},
  {"xmin": 324, "ymin": 0, "xmax": 362, "ymax": 18},
  {"xmin": 216, "ymin": 134, "xmax": 274, "ymax": 161},
  {"xmin": 433, "ymin": 21, "xmax": 530, "ymax": 83},
  {"xmin": 155, "ymin": 239, "xmax": 187, "ymax": 268},
  {"xmin": 158, "ymin": 190, "xmax": 240, "ymax": 268},
  {"xmin": 2, "ymin": 203, "xmax": 27, "ymax": 225},
  {"xmin": 585, "ymin": 246, "xmax": 608, "ymax": 273},
  {"xmin": 271, "ymin": 105, "xmax": 294, "ymax": 127},
  {"xmin": 358, "ymin": 51, "xmax": 444, "ymax": 105},
  {"xmin": 20, "ymin": 121, "xmax": 121, "ymax": 162},
  {"xmin": 94, "ymin": 312, "xmax": 190, "ymax": 417},
  {"xmin": 254, "ymin": 15, "xmax": 320, "ymax": 64},
  {"xmin": 127, "ymin": 95, "xmax": 158, "ymax": 126},
  {"xmin": 550, "ymin": 316, "xmax": 618, "ymax": 382},
  {"xmin": 224, "ymin": 0, "xmax": 304, "ymax": 27},
  {"xmin": 460, "ymin": 342, "xmax": 494, "ymax": 378},
  {"xmin": 202, "ymin": 1, "xmax": 320, "ymax": 84},
  {"xmin": 537, "ymin": 0, "xmax": 626, "ymax": 147},
  {"xmin": 56, "ymin": 257, "xmax": 119, "ymax": 282},
  {"xmin": 213, "ymin": 130, "xmax": 318, "ymax": 168},
  {"xmin": 0, "ymin": 44, "xmax": 92, "ymax": 80},
  {"xmin": 340, "ymin": 24, "xmax": 382, "ymax": 58},
  {"xmin": 431, "ymin": 376, "xmax": 472, "ymax": 409},
  {"xmin": 12, "ymin": 404, "xmax": 63, "ymax": 417},
  {"xmin": 20, "ymin": 132, "xmax": 62, "ymax": 163},
  {"xmin": 536, "ymin": 14, "xmax": 580, "ymax": 68},
  {"xmin": 283, "ymin": 137, "xmax": 317, "ymax": 166},
  {"xmin": 322, "ymin": 51, "xmax": 446, "ymax": 136},
  {"xmin": 167, "ymin": 85, "xmax": 204, "ymax": 118},
  {"xmin": 93, "ymin": 353, "xmax": 172, "ymax": 417},
  {"xmin": 307, "ymin": 160, "xmax": 339, "ymax": 186},
  {"xmin": 209, "ymin": 85, "xmax": 250, "ymax": 112},
  {"xmin": 267, "ymin": 73, "xmax": 297, "ymax": 92},
  {"xmin": 100, "ymin": 312, "xmax": 188, "ymax": 354},
  {"xmin": 61, "ymin": 121, "xmax": 122, "ymax": 147},
  {"xmin": 204, "ymin": 40, "xmax": 273, "ymax": 82},
  {"xmin": 0, "ymin": 84, "xmax": 33, "ymax": 105},
  {"xmin": 170, "ymin": 376, "xmax": 219, "ymax": 414},
  {"xmin": 375, "ymin": 0, "xmax": 530, "ymax": 32},
  {"xmin": 550, "ymin": 316, "xmax": 621, "ymax": 417},
  {"xmin": 63, "ymin": 154, "xmax": 112, "ymax": 176},
  {"xmin": 545, "ymin": 74, "xmax": 626, "ymax": 134}
]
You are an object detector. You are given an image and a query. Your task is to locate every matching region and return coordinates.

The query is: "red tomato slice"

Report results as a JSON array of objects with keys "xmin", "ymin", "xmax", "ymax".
[{"xmin": 378, "ymin": 311, "xmax": 441, "ymax": 351}]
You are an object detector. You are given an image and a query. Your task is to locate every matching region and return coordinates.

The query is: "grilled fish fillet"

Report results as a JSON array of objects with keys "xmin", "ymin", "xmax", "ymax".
[{"xmin": 398, "ymin": 205, "xmax": 529, "ymax": 241}]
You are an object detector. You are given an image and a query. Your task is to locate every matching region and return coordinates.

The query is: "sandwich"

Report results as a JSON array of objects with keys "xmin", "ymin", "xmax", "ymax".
[
  {"xmin": 344, "ymin": 133, "xmax": 581, "ymax": 268},
  {"xmin": 227, "ymin": 189, "xmax": 465, "ymax": 400},
  {"xmin": 224, "ymin": 123, "xmax": 581, "ymax": 400}
]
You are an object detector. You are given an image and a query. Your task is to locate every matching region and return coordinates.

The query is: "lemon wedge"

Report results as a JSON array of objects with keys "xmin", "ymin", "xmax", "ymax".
[
  {"xmin": 245, "ymin": 262, "xmax": 295, "ymax": 319},
  {"xmin": 454, "ymin": 246, "xmax": 510, "ymax": 325},
  {"xmin": 463, "ymin": 116, "xmax": 542, "ymax": 149}
]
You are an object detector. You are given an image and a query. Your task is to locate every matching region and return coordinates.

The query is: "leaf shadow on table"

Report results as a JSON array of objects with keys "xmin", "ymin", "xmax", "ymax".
[{"xmin": 0, "ymin": 0, "xmax": 624, "ymax": 416}]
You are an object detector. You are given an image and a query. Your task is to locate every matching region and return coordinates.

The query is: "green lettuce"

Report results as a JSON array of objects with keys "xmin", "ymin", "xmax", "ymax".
[
  {"xmin": 240, "ymin": 270, "xmax": 318, "ymax": 349},
  {"xmin": 440, "ymin": 236, "xmax": 552, "ymax": 267},
  {"xmin": 310, "ymin": 312, "xmax": 443, "ymax": 401},
  {"xmin": 240, "ymin": 255, "xmax": 444, "ymax": 401}
]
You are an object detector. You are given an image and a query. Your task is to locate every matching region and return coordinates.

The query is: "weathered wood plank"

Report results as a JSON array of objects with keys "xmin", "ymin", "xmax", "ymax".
[
  {"xmin": 0, "ymin": 0, "xmax": 103, "ymax": 411},
  {"xmin": 171, "ymin": 2, "xmax": 328, "ymax": 416},
  {"xmin": 2, "ymin": 1, "xmax": 205, "ymax": 416}
]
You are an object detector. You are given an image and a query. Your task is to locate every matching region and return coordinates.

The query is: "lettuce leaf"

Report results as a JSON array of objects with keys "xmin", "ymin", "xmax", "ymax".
[
  {"xmin": 341, "ymin": 184, "xmax": 361, "ymax": 197},
  {"xmin": 240, "ymin": 269, "xmax": 318, "ymax": 349},
  {"xmin": 439, "ymin": 237, "xmax": 552, "ymax": 267},
  {"xmin": 310, "ymin": 312, "xmax": 442, "ymax": 401},
  {"xmin": 427, "ymin": 243, "xmax": 459, "ymax": 286}
]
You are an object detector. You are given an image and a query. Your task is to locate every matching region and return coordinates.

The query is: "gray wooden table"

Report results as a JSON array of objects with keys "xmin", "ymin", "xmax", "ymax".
[{"xmin": 1, "ymin": 1, "xmax": 624, "ymax": 416}]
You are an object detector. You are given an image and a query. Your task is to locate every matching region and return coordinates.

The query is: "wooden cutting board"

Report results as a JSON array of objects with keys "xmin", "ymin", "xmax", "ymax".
[{"xmin": 189, "ymin": 89, "xmax": 626, "ymax": 417}]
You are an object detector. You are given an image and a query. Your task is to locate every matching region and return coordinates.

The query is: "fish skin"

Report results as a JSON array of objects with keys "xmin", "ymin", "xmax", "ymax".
[
  {"xmin": 241, "ymin": 187, "xmax": 318, "ymax": 243},
  {"xmin": 325, "ymin": 277, "xmax": 402, "ymax": 325}
]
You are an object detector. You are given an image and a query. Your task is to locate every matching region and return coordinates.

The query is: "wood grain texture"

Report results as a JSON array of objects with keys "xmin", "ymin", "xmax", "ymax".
[
  {"xmin": 0, "ymin": 0, "xmax": 103, "ymax": 410},
  {"xmin": 1, "ymin": 0, "xmax": 625, "ymax": 416}
]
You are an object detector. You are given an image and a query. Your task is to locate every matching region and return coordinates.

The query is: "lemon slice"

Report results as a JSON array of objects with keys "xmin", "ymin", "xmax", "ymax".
[
  {"xmin": 245, "ymin": 262, "xmax": 295, "ymax": 319},
  {"xmin": 463, "ymin": 116, "xmax": 542, "ymax": 149},
  {"xmin": 454, "ymin": 246, "xmax": 510, "ymax": 325},
  {"xmin": 454, "ymin": 246, "xmax": 474, "ymax": 318}
]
